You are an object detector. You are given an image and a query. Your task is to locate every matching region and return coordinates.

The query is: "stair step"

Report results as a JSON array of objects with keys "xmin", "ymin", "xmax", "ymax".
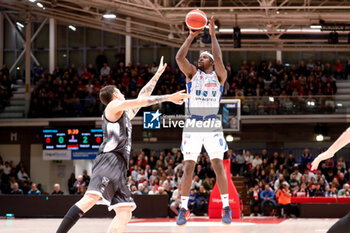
[
  {"xmin": 0, "ymin": 112, "xmax": 24, "ymax": 118},
  {"xmin": 15, "ymin": 80, "xmax": 24, "ymax": 85},
  {"xmin": 337, "ymin": 80, "xmax": 350, "ymax": 86},
  {"xmin": 337, "ymin": 89, "xmax": 350, "ymax": 94},
  {"xmin": 13, "ymin": 87, "xmax": 25, "ymax": 94},
  {"xmin": 9, "ymin": 100, "xmax": 25, "ymax": 106},
  {"xmin": 12, "ymin": 93, "xmax": 25, "ymax": 100},
  {"xmin": 3, "ymin": 106, "xmax": 25, "ymax": 112}
]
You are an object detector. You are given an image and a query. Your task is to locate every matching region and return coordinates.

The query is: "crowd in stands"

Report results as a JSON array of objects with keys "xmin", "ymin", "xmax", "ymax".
[
  {"xmin": 240, "ymin": 148, "xmax": 350, "ymax": 217},
  {"xmin": 25, "ymin": 50, "xmax": 350, "ymax": 117},
  {"xmin": 1, "ymin": 147, "xmax": 350, "ymax": 217},
  {"xmin": 0, "ymin": 156, "xmax": 88, "ymax": 196},
  {"xmin": 0, "ymin": 158, "xmax": 43, "ymax": 195}
]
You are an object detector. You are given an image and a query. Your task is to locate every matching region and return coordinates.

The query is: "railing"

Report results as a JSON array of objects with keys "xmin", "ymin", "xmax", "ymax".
[
  {"xmin": 237, "ymin": 95, "xmax": 341, "ymax": 115},
  {"xmin": 21, "ymin": 94, "xmax": 349, "ymax": 118}
]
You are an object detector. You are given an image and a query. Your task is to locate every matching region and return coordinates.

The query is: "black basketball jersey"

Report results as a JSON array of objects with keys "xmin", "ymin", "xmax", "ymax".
[{"xmin": 98, "ymin": 111, "xmax": 132, "ymax": 164}]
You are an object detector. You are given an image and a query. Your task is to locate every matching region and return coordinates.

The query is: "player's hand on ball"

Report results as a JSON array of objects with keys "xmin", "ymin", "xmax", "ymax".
[
  {"xmin": 169, "ymin": 90, "xmax": 190, "ymax": 105},
  {"xmin": 208, "ymin": 16, "xmax": 216, "ymax": 36},
  {"xmin": 156, "ymin": 56, "xmax": 167, "ymax": 76},
  {"xmin": 189, "ymin": 29, "xmax": 202, "ymax": 38}
]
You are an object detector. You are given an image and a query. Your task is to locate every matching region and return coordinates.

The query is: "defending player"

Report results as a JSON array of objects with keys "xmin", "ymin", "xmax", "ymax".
[
  {"xmin": 175, "ymin": 16, "xmax": 232, "ymax": 225},
  {"xmin": 312, "ymin": 127, "xmax": 350, "ymax": 233},
  {"xmin": 56, "ymin": 58, "xmax": 190, "ymax": 233}
]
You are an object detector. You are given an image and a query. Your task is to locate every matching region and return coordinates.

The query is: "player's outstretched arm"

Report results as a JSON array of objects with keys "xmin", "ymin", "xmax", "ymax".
[
  {"xmin": 208, "ymin": 16, "xmax": 227, "ymax": 85},
  {"xmin": 107, "ymin": 90, "xmax": 190, "ymax": 117},
  {"xmin": 127, "ymin": 56, "xmax": 167, "ymax": 120},
  {"xmin": 175, "ymin": 30, "xmax": 201, "ymax": 80},
  {"xmin": 312, "ymin": 127, "xmax": 350, "ymax": 170}
]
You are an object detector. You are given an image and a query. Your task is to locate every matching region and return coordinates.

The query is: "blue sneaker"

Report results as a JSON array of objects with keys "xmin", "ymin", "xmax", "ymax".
[
  {"xmin": 221, "ymin": 206, "xmax": 232, "ymax": 225},
  {"xmin": 176, "ymin": 208, "xmax": 190, "ymax": 226}
]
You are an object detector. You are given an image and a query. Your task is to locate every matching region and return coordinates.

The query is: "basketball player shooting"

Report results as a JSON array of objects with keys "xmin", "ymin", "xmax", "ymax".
[
  {"xmin": 56, "ymin": 57, "xmax": 190, "ymax": 233},
  {"xmin": 312, "ymin": 127, "xmax": 350, "ymax": 233},
  {"xmin": 175, "ymin": 16, "xmax": 232, "ymax": 225}
]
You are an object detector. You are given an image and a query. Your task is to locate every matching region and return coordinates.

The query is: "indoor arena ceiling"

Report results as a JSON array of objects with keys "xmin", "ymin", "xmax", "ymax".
[{"xmin": 1, "ymin": 0, "xmax": 350, "ymax": 51}]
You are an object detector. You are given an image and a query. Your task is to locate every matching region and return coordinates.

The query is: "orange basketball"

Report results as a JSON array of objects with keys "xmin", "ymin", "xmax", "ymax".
[{"xmin": 185, "ymin": 9, "xmax": 207, "ymax": 31}]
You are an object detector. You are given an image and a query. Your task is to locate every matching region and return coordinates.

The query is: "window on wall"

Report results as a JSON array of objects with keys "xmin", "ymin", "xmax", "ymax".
[
  {"xmin": 229, "ymin": 51, "xmax": 245, "ymax": 70},
  {"xmin": 4, "ymin": 52, "xmax": 15, "ymax": 68},
  {"xmin": 69, "ymin": 27, "xmax": 84, "ymax": 48},
  {"xmin": 103, "ymin": 50, "xmax": 118, "ymax": 65},
  {"xmin": 57, "ymin": 50, "xmax": 68, "ymax": 67},
  {"xmin": 104, "ymin": 32, "xmax": 120, "ymax": 47},
  {"xmin": 301, "ymin": 52, "xmax": 316, "ymax": 61},
  {"xmin": 283, "ymin": 52, "xmax": 299, "ymax": 66},
  {"xmin": 132, "ymin": 48, "xmax": 137, "ymax": 64},
  {"xmin": 4, "ymin": 21, "xmax": 16, "ymax": 49},
  {"xmin": 34, "ymin": 51, "xmax": 49, "ymax": 69},
  {"xmin": 263, "ymin": 51, "xmax": 276, "ymax": 63},
  {"xmin": 320, "ymin": 52, "xmax": 336, "ymax": 65},
  {"xmin": 247, "ymin": 51, "xmax": 262, "ymax": 66},
  {"xmin": 338, "ymin": 52, "xmax": 350, "ymax": 64},
  {"xmin": 87, "ymin": 50, "xmax": 99, "ymax": 66},
  {"xmin": 158, "ymin": 48, "xmax": 172, "ymax": 64},
  {"xmin": 139, "ymin": 48, "xmax": 153, "ymax": 66},
  {"xmin": 33, "ymin": 24, "xmax": 49, "ymax": 49},
  {"xmin": 69, "ymin": 50, "xmax": 83, "ymax": 66},
  {"xmin": 87, "ymin": 28, "xmax": 101, "ymax": 48},
  {"xmin": 15, "ymin": 31, "xmax": 24, "ymax": 50},
  {"xmin": 57, "ymin": 25, "xmax": 67, "ymax": 48}
]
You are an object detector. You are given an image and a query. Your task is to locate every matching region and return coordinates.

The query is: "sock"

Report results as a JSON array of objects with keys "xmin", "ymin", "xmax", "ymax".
[
  {"xmin": 56, "ymin": 205, "xmax": 84, "ymax": 233},
  {"xmin": 221, "ymin": 194, "xmax": 229, "ymax": 208},
  {"xmin": 181, "ymin": 196, "xmax": 189, "ymax": 210}
]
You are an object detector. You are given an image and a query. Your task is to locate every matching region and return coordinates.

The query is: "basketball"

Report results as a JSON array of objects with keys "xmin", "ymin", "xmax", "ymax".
[{"xmin": 185, "ymin": 9, "xmax": 207, "ymax": 31}]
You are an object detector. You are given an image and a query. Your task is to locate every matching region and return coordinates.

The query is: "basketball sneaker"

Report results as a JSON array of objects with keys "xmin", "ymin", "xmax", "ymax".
[
  {"xmin": 176, "ymin": 208, "xmax": 190, "ymax": 226},
  {"xmin": 221, "ymin": 206, "xmax": 232, "ymax": 225}
]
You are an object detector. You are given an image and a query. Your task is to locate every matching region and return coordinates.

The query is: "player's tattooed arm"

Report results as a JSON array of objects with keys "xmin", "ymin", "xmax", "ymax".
[
  {"xmin": 109, "ymin": 90, "xmax": 190, "ymax": 116},
  {"xmin": 312, "ymin": 127, "xmax": 350, "ymax": 170},
  {"xmin": 127, "ymin": 57, "xmax": 167, "ymax": 120},
  {"xmin": 208, "ymin": 16, "xmax": 227, "ymax": 85}
]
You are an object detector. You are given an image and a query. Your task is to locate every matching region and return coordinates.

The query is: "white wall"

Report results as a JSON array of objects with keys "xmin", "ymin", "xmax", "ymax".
[
  {"xmin": 0, "ymin": 144, "xmax": 20, "ymax": 165},
  {"xmin": 73, "ymin": 159, "xmax": 93, "ymax": 177},
  {"xmin": 30, "ymin": 144, "xmax": 74, "ymax": 194}
]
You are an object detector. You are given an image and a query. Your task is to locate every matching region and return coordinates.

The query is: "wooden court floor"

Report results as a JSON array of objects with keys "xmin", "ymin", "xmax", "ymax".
[{"xmin": 0, "ymin": 217, "xmax": 339, "ymax": 233}]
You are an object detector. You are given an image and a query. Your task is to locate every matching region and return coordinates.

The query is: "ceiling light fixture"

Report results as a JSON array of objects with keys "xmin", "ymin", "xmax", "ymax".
[
  {"xmin": 68, "ymin": 25, "xmax": 76, "ymax": 31},
  {"xmin": 16, "ymin": 22, "xmax": 24, "ymax": 28},
  {"xmin": 103, "ymin": 13, "xmax": 116, "ymax": 19}
]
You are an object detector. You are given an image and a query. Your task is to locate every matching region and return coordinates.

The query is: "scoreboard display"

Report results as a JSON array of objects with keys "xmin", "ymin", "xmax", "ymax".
[{"xmin": 43, "ymin": 128, "xmax": 103, "ymax": 150}]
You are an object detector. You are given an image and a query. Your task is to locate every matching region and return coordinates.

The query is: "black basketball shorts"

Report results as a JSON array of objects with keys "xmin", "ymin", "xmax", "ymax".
[{"xmin": 86, "ymin": 152, "xmax": 136, "ymax": 211}]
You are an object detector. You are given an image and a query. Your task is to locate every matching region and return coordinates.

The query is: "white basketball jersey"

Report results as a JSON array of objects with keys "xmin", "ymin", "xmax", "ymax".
[{"xmin": 186, "ymin": 69, "xmax": 223, "ymax": 116}]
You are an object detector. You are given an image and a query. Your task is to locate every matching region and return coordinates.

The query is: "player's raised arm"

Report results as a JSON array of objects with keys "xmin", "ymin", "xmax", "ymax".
[
  {"xmin": 208, "ymin": 16, "xmax": 227, "ymax": 85},
  {"xmin": 311, "ymin": 127, "xmax": 350, "ymax": 170},
  {"xmin": 106, "ymin": 90, "xmax": 190, "ymax": 121},
  {"xmin": 175, "ymin": 30, "xmax": 201, "ymax": 80},
  {"xmin": 127, "ymin": 56, "xmax": 167, "ymax": 120}
]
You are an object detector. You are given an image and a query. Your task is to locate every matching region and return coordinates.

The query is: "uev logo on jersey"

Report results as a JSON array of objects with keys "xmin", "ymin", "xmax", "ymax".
[
  {"xmin": 195, "ymin": 90, "xmax": 217, "ymax": 97},
  {"xmin": 143, "ymin": 110, "xmax": 161, "ymax": 129}
]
